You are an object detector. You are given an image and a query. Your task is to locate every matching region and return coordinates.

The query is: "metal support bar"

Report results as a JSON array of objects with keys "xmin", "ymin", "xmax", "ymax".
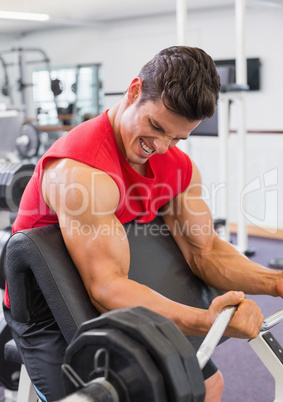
[
  {"xmin": 218, "ymin": 90, "xmax": 248, "ymax": 252},
  {"xmin": 237, "ymin": 91, "xmax": 248, "ymax": 252},
  {"xmin": 176, "ymin": 0, "xmax": 187, "ymax": 45},
  {"xmin": 249, "ymin": 332, "xmax": 283, "ymax": 402},
  {"xmin": 216, "ymin": 0, "xmax": 249, "ymax": 252},
  {"xmin": 218, "ymin": 94, "xmax": 230, "ymax": 243},
  {"xmin": 16, "ymin": 365, "xmax": 38, "ymax": 402},
  {"xmin": 18, "ymin": 50, "xmax": 36, "ymax": 121},
  {"xmin": 234, "ymin": 0, "xmax": 248, "ymax": 252},
  {"xmin": 235, "ymin": 0, "xmax": 247, "ymax": 86}
]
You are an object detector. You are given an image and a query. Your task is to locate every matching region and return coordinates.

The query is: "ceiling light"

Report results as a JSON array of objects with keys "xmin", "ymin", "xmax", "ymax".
[{"xmin": 0, "ymin": 11, "xmax": 50, "ymax": 21}]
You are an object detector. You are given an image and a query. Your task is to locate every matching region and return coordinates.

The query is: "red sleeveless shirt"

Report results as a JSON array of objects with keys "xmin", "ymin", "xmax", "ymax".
[{"xmin": 4, "ymin": 111, "xmax": 192, "ymax": 307}]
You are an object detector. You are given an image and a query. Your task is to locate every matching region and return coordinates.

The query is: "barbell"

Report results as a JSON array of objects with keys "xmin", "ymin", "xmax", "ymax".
[{"xmin": 60, "ymin": 306, "xmax": 283, "ymax": 402}]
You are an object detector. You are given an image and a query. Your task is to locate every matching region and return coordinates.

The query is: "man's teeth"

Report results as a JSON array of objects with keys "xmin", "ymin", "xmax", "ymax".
[{"xmin": 140, "ymin": 139, "xmax": 154, "ymax": 155}]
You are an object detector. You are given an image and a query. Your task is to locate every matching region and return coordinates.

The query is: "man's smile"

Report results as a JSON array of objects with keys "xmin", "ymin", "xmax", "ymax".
[{"xmin": 139, "ymin": 138, "xmax": 154, "ymax": 155}]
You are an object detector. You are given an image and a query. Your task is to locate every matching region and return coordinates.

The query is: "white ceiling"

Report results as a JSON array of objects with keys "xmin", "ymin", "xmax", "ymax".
[{"xmin": 0, "ymin": 0, "xmax": 282, "ymax": 36}]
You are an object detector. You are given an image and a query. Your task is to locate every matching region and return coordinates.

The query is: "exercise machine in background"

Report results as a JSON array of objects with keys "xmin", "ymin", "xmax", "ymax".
[
  {"xmin": 0, "ymin": 47, "xmax": 61, "ymax": 122},
  {"xmin": 0, "ymin": 48, "xmax": 104, "ymax": 162},
  {"xmin": 0, "ymin": 107, "xmax": 41, "ymax": 161},
  {"xmin": 0, "ymin": 47, "xmax": 63, "ymax": 163}
]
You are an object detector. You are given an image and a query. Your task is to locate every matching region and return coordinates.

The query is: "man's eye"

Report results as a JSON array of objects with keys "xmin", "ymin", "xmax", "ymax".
[{"xmin": 150, "ymin": 122, "xmax": 160, "ymax": 131}]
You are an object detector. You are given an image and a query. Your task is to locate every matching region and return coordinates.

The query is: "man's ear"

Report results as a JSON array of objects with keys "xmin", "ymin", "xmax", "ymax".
[{"xmin": 128, "ymin": 77, "xmax": 142, "ymax": 104}]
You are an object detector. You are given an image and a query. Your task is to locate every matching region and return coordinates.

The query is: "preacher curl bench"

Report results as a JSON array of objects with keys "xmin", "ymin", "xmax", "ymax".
[{"xmin": 3, "ymin": 216, "xmax": 226, "ymax": 401}]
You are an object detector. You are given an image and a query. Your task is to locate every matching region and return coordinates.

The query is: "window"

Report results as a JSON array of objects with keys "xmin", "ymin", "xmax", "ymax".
[{"xmin": 32, "ymin": 64, "xmax": 103, "ymax": 126}]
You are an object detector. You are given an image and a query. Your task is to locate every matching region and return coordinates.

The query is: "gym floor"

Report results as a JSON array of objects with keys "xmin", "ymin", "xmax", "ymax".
[{"xmin": 0, "ymin": 234, "xmax": 282, "ymax": 402}]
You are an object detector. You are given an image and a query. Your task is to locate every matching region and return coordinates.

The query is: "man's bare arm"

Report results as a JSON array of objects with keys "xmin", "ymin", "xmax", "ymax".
[
  {"xmin": 162, "ymin": 160, "xmax": 283, "ymax": 298},
  {"xmin": 41, "ymin": 158, "xmax": 263, "ymax": 339}
]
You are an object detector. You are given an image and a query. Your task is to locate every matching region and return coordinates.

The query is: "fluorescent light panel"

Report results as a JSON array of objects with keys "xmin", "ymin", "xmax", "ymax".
[{"xmin": 0, "ymin": 11, "xmax": 50, "ymax": 21}]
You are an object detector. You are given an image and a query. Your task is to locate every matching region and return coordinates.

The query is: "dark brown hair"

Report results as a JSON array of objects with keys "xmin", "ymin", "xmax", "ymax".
[{"xmin": 137, "ymin": 46, "xmax": 220, "ymax": 121}]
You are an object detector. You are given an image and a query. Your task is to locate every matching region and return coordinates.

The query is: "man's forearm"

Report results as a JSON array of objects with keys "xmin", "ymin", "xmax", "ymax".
[
  {"xmin": 88, "ymin": 276, "xmax": 264, "ymax": 340},
  {"xmin": 89, "ymin": 275, "xmax": 211, "ymax": 336},
  {"xmin": 188, "ymin": 235, "xmax": 281, "ymax": 297}
]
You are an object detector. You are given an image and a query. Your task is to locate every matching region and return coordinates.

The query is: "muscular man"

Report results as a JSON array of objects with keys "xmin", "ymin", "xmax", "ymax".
[{"xmin": 4, "ymin": 46, "xmax": 283, "ymax": 402}]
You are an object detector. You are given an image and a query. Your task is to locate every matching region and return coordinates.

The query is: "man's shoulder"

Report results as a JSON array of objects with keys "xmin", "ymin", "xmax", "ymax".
[{"xmin": 41, "ymin": 111, "xmax": 118, "ymax": 169}]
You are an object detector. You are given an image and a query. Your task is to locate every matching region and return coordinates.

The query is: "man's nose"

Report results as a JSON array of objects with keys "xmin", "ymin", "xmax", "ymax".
[{"xmin": 153, "ymin": 137, "xmax": 171, "ymax": 154}]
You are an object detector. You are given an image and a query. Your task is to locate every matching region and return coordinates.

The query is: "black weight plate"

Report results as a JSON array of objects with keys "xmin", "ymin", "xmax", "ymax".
[
  {"xmin": 0, "ymin": 165, "xmax": 11, "ymax": 208},
  {"xmin": 0, "ymin": 163, "xmax": 35, "ymax": 212},
  {"xmin": 0, "ymin": 168, "xmax": 7, "ymax": 202},
  {"xmin": 75, "ymin": 307, "xmax": 202, "ymax": 402},
  {"xmin": 1, "ymin": 168, "xmax": 16, "ymax": 211},
  {"xmin": 10, "ymin": 166, "xmax": 34, "ymax": 211},
  {"xmin": 121, "ymin": 308, "xmax": 205, "ymax": 402},
  {"xmin": 0, "ymin": 170, "xmax": 12, "ymax": 210},
  {"xmin": 132, "ymin": 307, "xmax": 205, "ymax": 402},
  {"xmin": 64, "ymin": 328, "xmax": 167, "ymax": 402}
]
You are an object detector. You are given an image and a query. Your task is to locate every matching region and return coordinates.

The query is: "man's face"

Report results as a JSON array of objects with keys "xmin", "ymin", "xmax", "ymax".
[{"xmin": 116, "ymin": 99, "xmax": 201, "ymax": 169}]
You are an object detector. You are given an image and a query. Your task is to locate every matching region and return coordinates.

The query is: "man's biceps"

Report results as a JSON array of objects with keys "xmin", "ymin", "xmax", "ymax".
[{"xmin": 63, "ymin": 217, "xmax": 127, "ymax": 244}]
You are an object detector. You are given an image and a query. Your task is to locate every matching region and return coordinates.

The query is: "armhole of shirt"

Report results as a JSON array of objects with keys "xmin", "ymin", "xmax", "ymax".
[{"xmin": 182, "ymin": 153, "xmax": 193, "ymax": 192}]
